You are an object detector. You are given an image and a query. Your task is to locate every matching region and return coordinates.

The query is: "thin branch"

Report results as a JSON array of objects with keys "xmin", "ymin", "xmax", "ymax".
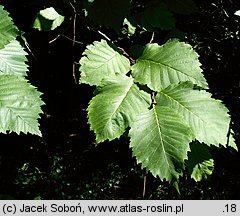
[
  {"xmin": 49, "ymin": 34, "xmax": 83, "ymax": 44},
  {"xmin": 98, "ymin": 30, "xmax": 112, "ymax": 42},
  {"xmin": 150, "ymin": 32, "xmax": 155, "ymax": 43},
  {"xmin": 49, "ymin": 35, "xmax": 60, "ymax": 44},
  {"xmin": 142, "ymin": 175, "xmax": 147, "ymax": 199},
  {"xmin": 70, "ymin": 1, "xmax": 78, "ymax": 84}
]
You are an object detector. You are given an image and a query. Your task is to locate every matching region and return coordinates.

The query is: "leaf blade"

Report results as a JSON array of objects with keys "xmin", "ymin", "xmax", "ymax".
[
  {"xmin": 131, "ymin": 40, "xmax": 208, "ymax": 91},
  {"xmin": 88, "ymin": 75, "xmax": 151, "ymax": 143},
  {"xmin": 129, "ymin": 105, "xmax": 193, "ymax": 182},
  {"xmin": 85, "ymin": 0, "xmax": 131, "ymax": 32},
  {"xmin": 32, "ymin": 7, "xmax": 65, "ymax": 31},
  {"xmin": 0, "ymin": 40, "xmax": 28, "ymax": 77},
  {"xmin": 0, "ymin": 75, "xmax": 44, "ymax": 136},
  {"xmin": 0, "ymin": 5, "xmax": 19, "ymax": 49},
  {"xmin": 80, "ymin": 40, "xmax": 131, "ymax": 86},
  {"xmin": 187, "ymin": 142, "xmax": 214, "ymax": 182},
  {"xmin": 157, "ymin": 81, "xmax": 232, "ymax": 146}
]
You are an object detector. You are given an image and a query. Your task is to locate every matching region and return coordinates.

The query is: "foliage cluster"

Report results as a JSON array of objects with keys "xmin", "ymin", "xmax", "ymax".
[{"xmin": 0, "ymin": 0, "xmax": 239, "ymax": 198}]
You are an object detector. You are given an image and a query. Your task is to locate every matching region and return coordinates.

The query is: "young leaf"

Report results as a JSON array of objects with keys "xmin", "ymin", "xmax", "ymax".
[
  {"xmin": 0, "ymin": 75, "xmax": 44, "ymax": 136},
  {"xmin": 80, "ymin": 40, "xmax": 131, "ymax": 86},
  {"xmin": 129, "ymin": 105, "xmax": 193, "ymax": 182},
  {"xmin": 0, "ymin": 5, "xmax": 19, "ymax": 49},
  {"xmin": 85, "ymin": 0, "xmax": 131, "ymax": 32},
  {"xmin": 187, "ymin": 142, "xmax": 214, "ymax": 181},
  {"xmin": 32, "ymin": 7, "xmax": 65, "ymax": 31},
  {"xmin": 156, "ymin": 82, "xmax": 232, "ymax": 146},
  {"xmin": 0, "ymin": 40, "xmax": 28, "ymax": 77},
  {"xmin": 131, "ymin": 40, "xmax": 208, "ymax": 91},
  {"xmin": 88, "ymin": 75, "xmax": 151, "ymax": 143}
]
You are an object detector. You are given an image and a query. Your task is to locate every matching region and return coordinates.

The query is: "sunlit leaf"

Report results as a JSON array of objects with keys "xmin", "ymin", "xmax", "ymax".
[
  {"xmin": 0, "ymin": 5, "xmax": 19, "ymax": 49},
  {"xmin": 129, "ymin": 105, "xmax": 193, "ymax": 182},
  {"xmin": 157, "ymin": 81, "xmax": 232, "ymax": 146},
  {"xmin": 234, "ymin": 10, "xmax": 240, "ymax": 16},
  {"xmin": 32, "ymin": 7, "xmax": 65, "ymax": 31},
  {"xmin": 132, "ymin": 40, "xmax": 208, "ymax": 91},
  {"xmin": 0, "ymin": 40, "xmax": 28, "ymax": 77},
  {"xmin": 88, "ymin": 75, "xmax": 151, "ymax": 143},
  {"xmin": 80, "ymin": 40, "xmax": 131, "ymax": 86},
  {"xmin": 0, "ymin": 75, "xmax": 44, "ymax": 136}
]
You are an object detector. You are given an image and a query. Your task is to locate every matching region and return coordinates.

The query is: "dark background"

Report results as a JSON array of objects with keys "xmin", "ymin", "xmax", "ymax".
[{"xmin": 0, "ymin": 0, "xmax": 240, "ymax": 199}]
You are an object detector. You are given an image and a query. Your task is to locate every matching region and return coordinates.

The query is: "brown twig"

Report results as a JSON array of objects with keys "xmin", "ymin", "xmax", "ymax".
[{"xmin": 70, "ymin": 1, "xmax": 78, "ymax": 84}]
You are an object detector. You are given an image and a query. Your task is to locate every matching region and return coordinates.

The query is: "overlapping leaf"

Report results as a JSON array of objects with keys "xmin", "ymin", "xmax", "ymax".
[
  {"xmin": 0, "ymin": 75, "xmax": 44, "ymax": 136},
  {"xmin": 131, "ymin": 40, "xmax": 208, "ymax": 91},
  {"xmin": 85, "ymin": 0, "xmax": 130, "ymax": 32},
  {"xmin": 187, "ymin": 142, "xmax": 214, "ymax": 181},
  {"xmin": 80, "ymin": 40, "xmax": 131, "ymax": 86},
  {"xmin": 129, "ymin": 105, "xmax": 193, "ymax": 182},
  {"xmin": 0, "ymin": 40, "xmax": 28, "ymax": 77},
  {"xmin": 88, "ymin": 75, "xmax": 151, "ymax": 143},
  {"xmin": 156, "ymin": 81, "xmax": 232, "ymax": 146},
  {"xmin": 0, "ymin": 5, "xmax": 19, "ymax": 49},
  {"xmin": 32, "ymin": 7, "xmax": 65, "ymax": 31}
]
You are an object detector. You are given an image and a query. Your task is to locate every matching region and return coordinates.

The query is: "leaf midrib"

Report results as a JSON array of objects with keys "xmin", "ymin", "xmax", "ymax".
[
  {"xmin": 153, "ymin": 106, "xmax": 171, "ymax": 173},
  {"xmin": 102, "ymin": 80, "xmax": 133, "ymax": 133}
]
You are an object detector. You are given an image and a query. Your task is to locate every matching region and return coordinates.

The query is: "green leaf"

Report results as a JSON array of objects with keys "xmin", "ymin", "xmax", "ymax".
[
  {"xmin": 165, "ymin": 0, "xmax": 198, "ymax": 14},
  {"xmin": 129, "ymin": 105, "xmax": 193, "ymax": 182},
  {"xmin": 0, "ymin": 40, "xmax": 28, "ymax": 77},
  {"xmin": 156, "ymin": 81, "xmax": 232, "ymax": 146},
  {"xmin": 131, "ymin": 40, "xmax": 208, "ymax": 91},
  {"xmin": 80, "ymin": 40, "xmax": 131, "ymax": 86},
  {"xmin": 0, "ymin": 5, "xmax": 19, "ymax": 49},
  {"xmin": 32, "ymin": 7, "xmax": 65, "ymax": 31},
  {"xmin": 187, "ymin": 142, "xmax": 214, "ymax": 181},
  {"xmin": 228, "ymin": 133, "xmax": 238, "ymax": 151},
  {"xmin": 85, "ymin": 0, "xmax": 131, "ymax": 32},
  {"xmin": 136, "ymin": 1, "xmax": 175, "ymax": 31},
  {"xmin": 234, "ymin": 10, "xmax": 240, "ymax": 16},
  {"xmin": 0, "ymin": 75, "xmax": 44, "ymax": 136},
  {"xmin": 123, "ymin": 18, "xmax": 136, "ymax": 36},
  {"xmin": 88, "ymin": 75, "xmax": 151, "ymax": 143}
]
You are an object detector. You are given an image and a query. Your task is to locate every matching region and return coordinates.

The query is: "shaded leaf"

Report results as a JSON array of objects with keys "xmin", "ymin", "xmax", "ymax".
[
  {"xmin": 32, "ymin": 7, "xmax": 65, "ymax": 31},
  {"xmin": 0, "ymin": 40, "xmax": 28, "ymax": 77},
  {"xmin": 80, "ymin": 40, "xmax": 131, "ymax": 86},
  {"xmin": 132, "ymin": 40, "xmax": 208, "ymax": 91},
  {"xmin": 187, "ymin": 142, "xmax": 214, "ymax": 181},
  {"xmin": 0, "ymin": 75, "xmax": 44, "ymax": 136},
  {"xmin": 129, "ymin": 105, "xmax": 193, "ymax": 182},
  {"xmin": 85, "ymin": 0, "xmax": 131, "ymax": 32},
  {"xmin": 156, "ymin": 81, "xmax": 232, "ymax": 146},
  {"xmin": 136, "ymin": 1, "xmax": 175, "ymax": 31},
  {"xmin": 165, "ymin": 0, "xmax": 198, "ymax": 14},
  {"xmin": 0, "ymin": 5, "xmax": 19, "ymax": 49},
  {"xmin": 88, "ymin": 75, "xmax": 151, "ymax": 143}
]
